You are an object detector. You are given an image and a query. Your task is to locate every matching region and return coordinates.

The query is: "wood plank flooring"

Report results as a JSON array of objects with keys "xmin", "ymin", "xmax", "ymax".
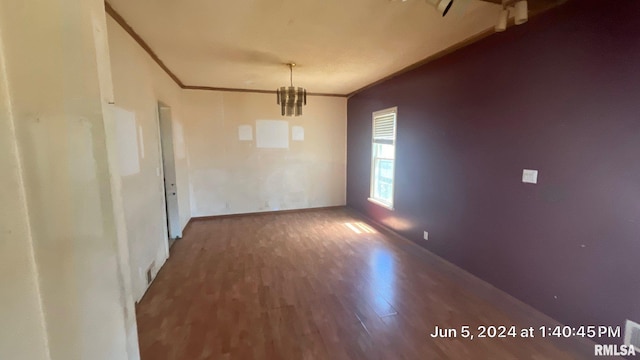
[{"xmin": 136, "ymin": 208, "xmax": 591, "ymax": 359}]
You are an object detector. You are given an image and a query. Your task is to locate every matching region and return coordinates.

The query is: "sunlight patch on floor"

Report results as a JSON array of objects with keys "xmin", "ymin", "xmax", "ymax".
[{"xmin": 344, "ymin": 222, "xmax": 376, "ymax": 234}]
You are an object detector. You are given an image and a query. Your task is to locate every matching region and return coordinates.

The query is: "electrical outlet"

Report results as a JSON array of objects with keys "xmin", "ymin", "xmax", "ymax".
[{"xmin": 423, "ymin": 231, "xmax": 429, "ymax": 240}]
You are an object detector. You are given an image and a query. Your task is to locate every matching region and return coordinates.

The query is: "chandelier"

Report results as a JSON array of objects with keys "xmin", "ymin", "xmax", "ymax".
[{"xmin": 276, "ymin": 63, "xmax": 307, "ymax": 117}]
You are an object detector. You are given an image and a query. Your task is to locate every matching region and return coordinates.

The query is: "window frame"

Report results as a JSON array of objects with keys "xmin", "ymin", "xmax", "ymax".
[{"xmin": 368, "ymin": 107, "xmax": 397, "ymax": 210}]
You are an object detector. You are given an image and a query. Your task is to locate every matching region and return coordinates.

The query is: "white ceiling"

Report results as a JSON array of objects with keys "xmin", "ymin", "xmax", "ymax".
[{"xmin": 107, "ymin": 0, "xmax": 501, "ymax": 95}]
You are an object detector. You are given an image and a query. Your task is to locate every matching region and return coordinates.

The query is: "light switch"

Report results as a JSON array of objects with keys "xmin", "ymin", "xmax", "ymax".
[{"xmin": 522, "ymin": 169, "xmax": 538, "ymax": 184}]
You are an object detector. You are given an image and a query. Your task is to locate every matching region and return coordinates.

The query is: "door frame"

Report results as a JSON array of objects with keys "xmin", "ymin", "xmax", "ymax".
[{"xmin": 156, "ymin": 102, "xmax": 181, "ymax": 252}]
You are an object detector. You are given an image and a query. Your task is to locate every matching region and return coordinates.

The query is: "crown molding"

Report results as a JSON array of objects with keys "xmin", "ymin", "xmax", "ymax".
[
  {"xmin": 347, "ymin": 0, "xmax": 567, "ymax": 98},
  {"xmin": 105, "ymin": 1, "xmax": 184, "ymax": 87},
  {"xmin": 182, "ymin": 85, "xmax": 344, "ymax": 97},
  {"xmin": 104, "ymin": 1, "xmax": 347, "ymax": 97},
  {"xmin": 346, "ymin": 27, "xmax": 495, "ymax": 98},
  {"xmin": 105, "ymin": 0, "xmax": 564, "ymax": 100}
]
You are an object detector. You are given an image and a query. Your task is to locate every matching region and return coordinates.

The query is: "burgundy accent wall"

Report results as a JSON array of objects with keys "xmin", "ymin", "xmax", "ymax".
[{"xmin": 347, "ymin": 0, "xmax": 640, "ymax": 336}]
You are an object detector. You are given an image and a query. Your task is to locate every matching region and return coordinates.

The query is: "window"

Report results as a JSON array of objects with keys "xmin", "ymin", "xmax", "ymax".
[{"xmin": 369, "ymin": 107, "xmax": 397, "ymax": 209}]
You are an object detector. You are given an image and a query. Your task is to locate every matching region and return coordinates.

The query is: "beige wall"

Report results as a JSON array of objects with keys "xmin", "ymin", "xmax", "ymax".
[
  {"xmin": 0, "ymin": 18, "xmax": 50, "ymax": 360},
  {"xmin": 0, "ymin": 0, "xmax": 137, "ymax": 359},
  {"xmin": 107, "ymin": 12, "xmax": 346, "ymax": 223},
  {"xmin": 107, "ymin": 17, "xmax": 191, "ymax": 301},
  {"xmin": 183, "ymin": 91, "xmax": 347, "ymax": 216},
  {"xmin": 1, "ymin": 1, "xmax": 345, "ymax": 358}
]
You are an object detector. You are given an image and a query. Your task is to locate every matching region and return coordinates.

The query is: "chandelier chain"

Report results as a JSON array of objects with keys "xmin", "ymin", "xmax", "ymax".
[{"xmin": 289, "ymin": 64, "xmax": 293, "ymax": 87}]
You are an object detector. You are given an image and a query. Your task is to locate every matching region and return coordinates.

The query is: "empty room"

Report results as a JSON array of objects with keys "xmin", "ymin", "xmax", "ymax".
[{"xmin": 1, "ymin": 0, "xmax": 640, "ymax": 359}]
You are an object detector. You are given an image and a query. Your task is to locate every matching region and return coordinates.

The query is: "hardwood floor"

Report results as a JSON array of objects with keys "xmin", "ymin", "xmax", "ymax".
[{"xmin": 136, "ymin": 208, "xmax": 591, "ymax": 359}]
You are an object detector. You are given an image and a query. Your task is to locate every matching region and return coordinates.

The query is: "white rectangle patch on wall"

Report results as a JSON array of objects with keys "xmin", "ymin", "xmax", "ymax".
[
  {"xmin": 522, "ymin": 169, "xmax": 538, "ymax": 184},
  {"xmin": 238, "ymin": 125, "xmax": 253, "ymax": 141},
  {"xmin": 256, "ymin": 120, "xmax": 289, "ymax": 149},
  {"xmin": 292, "ymin": 126, "xmax": 304, "ymax": 141},
  {"xmin": 112, "ymin": 106, "xmax": 140, "ymax": 176}
]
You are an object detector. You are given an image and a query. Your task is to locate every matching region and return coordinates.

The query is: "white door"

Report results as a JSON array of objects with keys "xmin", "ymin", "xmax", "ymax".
[{"xmin": 157, "ymin": 104, "xmax": 181, "ymax": 241}]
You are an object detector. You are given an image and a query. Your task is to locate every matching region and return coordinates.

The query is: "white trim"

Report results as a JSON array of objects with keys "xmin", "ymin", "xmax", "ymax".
[
  {"xmin": 155, "ymin": 103, "xmax": 171, "ymax": 261},
  {"xmin": 370, "ymin": 107, "xmax": 397, "ymax": 209},
  {"xmin": 368, "ymin": 197, "xmax": 394, "ymax": 211}
]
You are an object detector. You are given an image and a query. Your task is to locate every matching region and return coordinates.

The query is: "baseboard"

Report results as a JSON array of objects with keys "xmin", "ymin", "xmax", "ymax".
[
  {"xmin": 182, "ymin": 217, "xmax": 194, "ymax": 237},
  {"xmin": 180, "ymin": 206, "xmax": 346, "ymax": 237},
  {"xmin": 345, "ymin": 206, "xmax": 598, "ymax": 358},
  {"xmin": 190, "ymin": 205, "xmax": 347, "ymax": 222}
]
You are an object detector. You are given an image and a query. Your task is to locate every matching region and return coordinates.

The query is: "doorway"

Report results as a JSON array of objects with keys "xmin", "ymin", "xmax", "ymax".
[{"xmin": 157, "ymin": 102, "xmax": 181, "ymax": 248}]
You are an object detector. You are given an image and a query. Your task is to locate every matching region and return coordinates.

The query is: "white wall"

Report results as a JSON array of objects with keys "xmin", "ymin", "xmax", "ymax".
[
  {"xmin": 106, "ymin": 16, "xmax": 191, "ymax": 301},
  {"xmin": 0, "ymin": 19, "xmax": 50, "ymax": 360},
  {"xmin": 0, "ymin": 0, "xmax": 137, "ymax": 359},
  {"xmin": 183, "ymin": 91, "xmax": 347, "ymax": 216},
  {"xmin": 2, "ymin": 1, "xmax": 345, "ymax": 359},
  {"xmin": 106, "ymin": 11, "xmax": 346, "ymax": 299}
]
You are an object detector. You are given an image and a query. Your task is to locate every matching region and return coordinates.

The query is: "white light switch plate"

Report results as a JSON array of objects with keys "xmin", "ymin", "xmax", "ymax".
[
  {"xmin": 522, "ymin": 169, "xmax": 538, "ymax": 184},
  {"xmin": 423, "ymin": 231, "xmax": 429, "ymax": 240}
]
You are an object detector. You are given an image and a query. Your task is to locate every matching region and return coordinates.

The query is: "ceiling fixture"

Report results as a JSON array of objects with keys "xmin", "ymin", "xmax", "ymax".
[
  {"xmin": 395, "ymin": 0, "xmax": 455, "ymax": 17},
  {"xmin": 276, "ymin": 63, "xmax": 307, "ymax": 117},
  {"xmin": 423, "ymin": 0, "xmax": 455, "ymax": 16},
  {"xmin": 433, "ymin": 0, "xmax": 454, "ymax": 16},
  {"xmin": 495, "ymin": 0, "xmax": 528, "ymax": 32},
  {"xmin": 514, "ymin": 0, "xmax": 528, "ymax": 24}
]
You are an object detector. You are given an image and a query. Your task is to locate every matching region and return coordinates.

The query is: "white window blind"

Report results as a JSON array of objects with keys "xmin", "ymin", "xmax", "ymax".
[
  {"xmin": 373, "ymin": 113, "xmax": 396, "ymax": 145},
  {"xmin": 369, "ymin": 107, "xmax": 397, "ymax": 210}
]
